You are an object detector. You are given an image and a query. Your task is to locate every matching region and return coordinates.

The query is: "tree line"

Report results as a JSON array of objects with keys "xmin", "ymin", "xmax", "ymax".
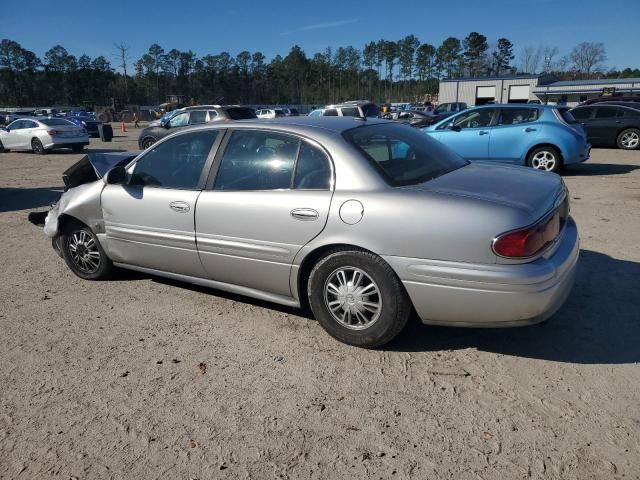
[{"xmin": 1, "ymin": 35, "xmax": 638, "ymax": 108}]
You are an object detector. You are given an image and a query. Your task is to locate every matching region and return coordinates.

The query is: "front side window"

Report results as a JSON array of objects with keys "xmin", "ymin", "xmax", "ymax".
[
  {"xmin": 498, "ymin": 108, "xmax": 539, "ymax": 125},
  {"xmin": 344, "ymin": 123, "xmax": 468, "ymax": 187},
  {"xmin": 323, "ymin": 109, "xmax": 338, "ymax": 117},
  {"xmin": 189, "ymin": 110, "xmax": 207, "ymax": 125},
  {"xmin": 214, "ymin": 130, "xmax": 299, "ymax": 191},
  {"xmin": 169, "ymin": 112, "xmax": 189, "ymax": 128},
  {"xmin": 8, "ymin": 120, "xmax": 25, "ymax": 130},
  {"xmin": 595, "ymin": 107, "xmax": 618, "ymax": 119},
  {"xmin": 452, "ymin": 108, "xmax": 496, "ymax": 129},
  {"xmin": 130, "ymin": 130, "xmax": 218, "ymax": 189},
  {"xmin": 40, "ymin": 118, "xmax": 75, "ymax": 126},
  {"xmin": 293, "ymin": 142, "xmax": 331, "ymax": 190},
  {"xmin": 225, "ymin": 107, "xmax": 257, "ymax": 120}
]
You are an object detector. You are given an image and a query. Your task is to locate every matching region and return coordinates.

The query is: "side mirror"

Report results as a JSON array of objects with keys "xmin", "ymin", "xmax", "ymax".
[
  {"xmin": 161, "ymin": 120, "xmax": 170, "ymax": 129},
  {"xmin": 104, "ymin": 165, "xmax": 127, "ymax": 185}
]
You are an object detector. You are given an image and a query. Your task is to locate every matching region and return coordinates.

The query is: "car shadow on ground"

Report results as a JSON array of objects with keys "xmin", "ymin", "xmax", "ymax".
[
  {"xmin": 0, "ymin": 186, "xmax": 64, "ymax": 213},
  {"xmin": 564, "ymin": 163, "xmax": 640, "ymax": 176},
  {"xmin": 389, "ymin": 249, "xmax": 640, "ymax": 365}
]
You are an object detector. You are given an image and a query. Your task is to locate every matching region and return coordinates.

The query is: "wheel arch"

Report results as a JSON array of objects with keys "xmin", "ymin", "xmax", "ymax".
[{"xmin": 524, "ymin": 142, "xmax": 564, "ymax": 166}]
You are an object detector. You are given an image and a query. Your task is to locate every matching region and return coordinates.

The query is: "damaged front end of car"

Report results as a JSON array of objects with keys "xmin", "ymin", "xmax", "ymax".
[{"xmin": 43, "ymin": 151, "xmax": 139, "ymax": 254}]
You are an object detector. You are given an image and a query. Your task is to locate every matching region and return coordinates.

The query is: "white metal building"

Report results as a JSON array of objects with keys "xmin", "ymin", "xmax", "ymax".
[
  {"xmin": 532, "ymin": 78, "xmax": 640, "ymax": 107},
  {"xmin": 438, "ymin": 74, "xmax": 556, "ymax": 106},
  {"xmin": 439, "ymin": 75, "xmax": 640, "ymax": 107}
]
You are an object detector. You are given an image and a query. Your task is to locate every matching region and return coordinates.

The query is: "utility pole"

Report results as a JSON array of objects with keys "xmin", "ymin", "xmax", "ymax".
[{"xmin": 114, "ymin": 43, "xmax": 130, "ymax": 102}]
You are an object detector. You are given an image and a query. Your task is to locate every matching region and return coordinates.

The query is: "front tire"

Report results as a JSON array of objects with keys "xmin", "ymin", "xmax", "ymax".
[
  {"xmin": 308, "ymin": 250, "xmax": 411, "ymax": 348},
  {"xmin": 0, "ymin": 139, "xmax": 7, "ymax": 152},
  {"xmin": 60, "ymin": 224, "xmax": 113, "ymax": 280},
  {"xmin": 141, "ymin": 137, "xmax": 156, "ymax": 149},
  {"xmin": 72, "ymin": 145, "xmax": 85, "ymax": 153},
  {"xmin": 527, "ymin": 146, "xmax": 561, "ymax": 173},
  {"xmin": 617, "ymin": 128, "xmax": 640, "ymax": 150},
  {"xmin": 31, "ymin": 138, "xmax": 46, "ymax": 155}
]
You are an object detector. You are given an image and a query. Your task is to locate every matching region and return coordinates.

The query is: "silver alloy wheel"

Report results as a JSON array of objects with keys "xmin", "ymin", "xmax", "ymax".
[
  {"xmin": 67, "ymin": 230, "xmax": 101, "ymax": 274},
  {"xmin": 620, "ymin": 131, "xmax": 640, "ymax": 149},
  {"xmin": 531, "ymin": 150, "xmax": 557, "ymax": 171},
  {"xmin": 143, "ymin": 138, "xmax": 156, "ymax": 149},
  {"xmin": 323, "ymin": 266, "xmax": 382, "ymax": 330},
  {"xmin": 31, "ymin": 138, "xmax": 44, "ymax": 154}
]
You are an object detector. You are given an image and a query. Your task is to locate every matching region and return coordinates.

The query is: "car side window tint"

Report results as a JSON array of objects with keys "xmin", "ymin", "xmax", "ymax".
[
  {"xmin": 207, "ymin": 111, "xmax": 218, "ymax": 121},
  {"xmin": 169, "ymin": 112, "xmax": 189, "ymax": 128},
  {"xmin": 595, "ymin": 108, "xmax": 617, "ymax": 119},
  {"xmin": 214, "ymin": 130, "xmax": 299, "ymax": 191},
  {"xmin": 189, "ymin": 111, "xmax": 207, "ymax": 125},
  {"xmin": 130, "ymin": 130, "xmax": 218, "ymax": 189},
  {"xmin": 324, "ymin": 109, "xmax": 338, "ymax": 116},
  {"xmin": 9, "ymin": 120, "xmax": 24, "ymax": 129},
  {"xmin": 294, "ymin": 142, "xmax": 331, "ymax": 190},
  {"xmin": 453, "ymin": 109, "xmax": 495, "ymax": 128},
  {"xmin": 498, "ymin": 108, "xmax": 539, "ymax": 125},
  {"xmin": 341, "ymin": 107, "xmax": 360, "ymax": 117},
  {"xmin": 570, "ymin": 108, "xmax": 591, "ymax": 120}
]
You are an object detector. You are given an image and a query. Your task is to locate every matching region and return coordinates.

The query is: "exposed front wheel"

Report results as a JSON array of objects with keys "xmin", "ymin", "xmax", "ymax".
[
  {"xmin": 308, "ymin": 250, "xmax": 411, "ymax": 348},
  {"xmin": 527, "ymin": 146, "xmax": 561, "ymax": 173},
  {"xmin": 617, "ymin": 128, "xmax": 640, "ymax": 150},
  {"xmin": 31, "ymin": 138, "xmax": 46, "ymax": 155},
  {"xmin": 142, "ymin": 137, "xmax": 156, "ymax": 149},
  {"xmin": 61, "ymin": 225, "xmax": 113, "ymax": 280}
]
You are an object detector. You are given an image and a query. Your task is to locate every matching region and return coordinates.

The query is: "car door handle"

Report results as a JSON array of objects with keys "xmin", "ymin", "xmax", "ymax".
[
  {"xmin": 479, "ymin": 130, "xmax": 489, "ymax": 135},
  {"xmin": 525, "ymin": 127, "xmax": 537, "ymax": 132},
  {"xmin": 291, "ymin": 208, "xmax": 319, "ymax": 221},
  {"xmin": 169, "ymin": 201, "xmax": 190, "ymax": 213}
]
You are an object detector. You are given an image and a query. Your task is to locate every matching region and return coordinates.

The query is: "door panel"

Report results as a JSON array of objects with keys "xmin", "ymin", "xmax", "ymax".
[
  {"xmin": 102, "ymin": 186, "xmax": 205, "ymax": 276},
  {"xmin": 489, "ymin": 108, "xmax": 541, "ymax": 163},
  {"xmin": 437, "ymin": 128, "xmax": 490, "ymax": 160},
  {"xmin": 3, "ymin": 121, "xmax": 25, "ymax": 148},
  {"xmin": 195, "ymin": 190, "xmax": 331, "ymax": 296}
]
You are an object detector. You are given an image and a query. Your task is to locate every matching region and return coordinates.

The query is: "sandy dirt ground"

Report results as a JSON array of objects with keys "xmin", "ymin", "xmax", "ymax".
[{"xmin": 0, "ymin": 127, "xmax": 639, "ymax": 480}]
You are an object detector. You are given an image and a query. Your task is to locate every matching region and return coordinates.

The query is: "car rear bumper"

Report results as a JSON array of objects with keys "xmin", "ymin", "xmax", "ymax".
[
  {"xmin": 383, "ymin": 217, "xmax": 579, "ymax": 327},
  {"xmin": 564, "ymin": 143, "xmax": 590, "ymax": 165},
  {"xmin": 43, "ymin": 137, "xmax": 90, "ymax": 149}
]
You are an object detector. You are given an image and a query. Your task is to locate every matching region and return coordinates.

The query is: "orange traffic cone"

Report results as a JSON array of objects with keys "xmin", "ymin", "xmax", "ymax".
[{"xmin": 121, "ymin": 120, "xmax": 127, "ymax": 133}]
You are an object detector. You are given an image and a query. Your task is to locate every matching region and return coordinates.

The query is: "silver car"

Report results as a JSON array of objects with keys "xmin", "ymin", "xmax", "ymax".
[
  {"xmin": 0, "ymin": 117, "xmax": 89, "ymax": 154},
  {"xmin": 44, "ymin": 117, "xmax": 579, "ymax": 347}
]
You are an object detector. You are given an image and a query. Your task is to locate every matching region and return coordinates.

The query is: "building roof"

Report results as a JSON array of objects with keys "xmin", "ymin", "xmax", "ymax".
[
  {"xmin": 441, "ymin": 74, "xmax": 551, "ymax": 83},
  {"xmin": 545, "ymin": 78, "xmax": 640, "ymax": 87}
]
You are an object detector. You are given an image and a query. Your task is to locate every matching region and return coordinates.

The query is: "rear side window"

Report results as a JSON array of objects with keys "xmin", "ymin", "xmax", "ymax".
[
  {"xmin": 130, "ymin": 130, "xmax": 218, "ymax": 189},
  {"xmin": 214, "ymin": 131, "xmax": 299, "ymax": 191},
  {"xmin": 293, "ymin": 142, "xmax": 331, "ymax": 190},
  {"xmin": 323, "ymin": 109, "xmax": 338, "ymax": 116},
  {"xmin": 452, "ymin": 108, "xmax": 495, "ymax": 128},
  {"xmin": 189, "ymin": 111, "xmax": 208, "ymax": 125},
  {"xmin": 569, "ymin": 108, "xmax": 591, "ymax": 121},
  {"xmin": 225, "ymin": 108, "xmax": 257, "ymax": 120},
  {"xmin": 40, "ymin": 119, "xmax": 75, "ymax": 126},
  {"xmin": 340, "ymin": 107, "xmax": 360, "ymax": 117},
  {"xmin": 498, "ymin": 108, "xmax": 539, "ymax": 125},
  {"xmin": 362, "ymin": 103, "xmax": 380, "ymax": 117}
]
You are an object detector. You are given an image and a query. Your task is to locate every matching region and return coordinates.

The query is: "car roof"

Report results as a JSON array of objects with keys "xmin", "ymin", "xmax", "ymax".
[
  {"xmin": 470, "ymin": 104, "xmax": 552, "ymax": 110},
  {"xmin": 325, "ymin": 100, "xmax": 375, "ymax": 108},
  {"xmin": 190, "ymin": 116, "xmax": 388, "ymax": 135}
]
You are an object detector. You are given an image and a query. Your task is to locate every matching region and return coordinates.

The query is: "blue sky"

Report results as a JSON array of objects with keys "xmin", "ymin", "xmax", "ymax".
[{"xmin": 2, "ymin": 0, "xmax": 639, "ymax": 71}]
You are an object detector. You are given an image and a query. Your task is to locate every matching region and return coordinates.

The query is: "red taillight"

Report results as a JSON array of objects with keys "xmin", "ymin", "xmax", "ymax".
[
  {"xmin": 493, "ymin": 213, "xmax": 560, "ymax": 258},
  {"xmin": 48, "ymin": 129, "xmax": 60, "ymax": 135}
]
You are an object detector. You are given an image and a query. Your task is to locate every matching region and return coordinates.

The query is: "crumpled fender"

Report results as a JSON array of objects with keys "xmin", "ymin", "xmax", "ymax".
[{"xmin": 44, "ymin": 180, "xmax": 105, "ymax": 238}]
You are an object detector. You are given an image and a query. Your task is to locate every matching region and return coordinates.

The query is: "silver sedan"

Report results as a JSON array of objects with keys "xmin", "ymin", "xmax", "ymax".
[
  {"xmin": 0, "ymin": 117, "xmax": 89, "ymax": 154},
  {"xmin": 44, "ymin": 117, "xmax": 579, "ymax": 347}
]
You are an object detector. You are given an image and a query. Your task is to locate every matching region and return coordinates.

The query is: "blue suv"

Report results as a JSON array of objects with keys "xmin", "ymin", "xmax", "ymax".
[{"xmin": 422, "ymin": 104, "xmax": 590, "ymax": 172}]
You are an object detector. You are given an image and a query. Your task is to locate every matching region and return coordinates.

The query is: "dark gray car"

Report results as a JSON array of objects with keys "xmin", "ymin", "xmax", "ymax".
[{"xmin": 138, "ymin": 105, "xmax": 256, "ymax": 149}]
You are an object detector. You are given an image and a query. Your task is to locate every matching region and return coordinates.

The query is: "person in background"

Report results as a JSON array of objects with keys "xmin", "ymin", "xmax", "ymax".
[{"xmin": 133, "ymin": 111, "xmax": 140, "ymax": 128}]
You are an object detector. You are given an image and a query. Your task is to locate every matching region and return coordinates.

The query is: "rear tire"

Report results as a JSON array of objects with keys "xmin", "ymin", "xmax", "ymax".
[
  {"xmin": 617, "ymin": 128, "xmax": 640, "ymax": 150},
  {"xmin": 31, "ymin": 138, "xmax": 46, "ymax": 155},
  {"xmin": 60, "ymin": 224, "xmax": 113, "ymax": 280},
  {"xmin": 308, "ymin": 250, "xmax": 411, "ymax": 348},
  {"xmin": 527, "ymin": 146, "xmax": 561, "ymax": 173}
]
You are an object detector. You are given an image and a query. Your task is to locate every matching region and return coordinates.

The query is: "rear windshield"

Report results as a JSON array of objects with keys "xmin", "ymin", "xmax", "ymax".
[
  {"xmin": 225, "ymin": 107, "xmax": 257, "ymax": 120},
  {"xmin": 557, "ymin": 108, "xmax": 578, "ymax": 124},
  {"xmin": 361, "ymin": 103, "xmax": 380, "ymax": 118},
  {"xmin": 343, "ymin": 123, "xmax": 468, "ymax": 187},
  {"xmin": 39, "ymin": 118, "xmax": 75, "ymax": 126}
]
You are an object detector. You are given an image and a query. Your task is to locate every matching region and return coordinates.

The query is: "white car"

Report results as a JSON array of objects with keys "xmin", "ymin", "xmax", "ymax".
[
  {"xmin": 256, "ymin": 108, "xmax": 285, "ymax": 119},
  {"xmin": 0, "ymin": 117, "xmax": 89, "ymax": 154}
]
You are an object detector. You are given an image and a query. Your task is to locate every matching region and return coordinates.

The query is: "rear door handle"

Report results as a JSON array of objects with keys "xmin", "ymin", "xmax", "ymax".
[
  {"xmin": 525, "ymin": 127, "xmax": 537, "ymax": 132},
  {"xmin": 479, "ymin": 130, "xmax": 489, "ymax": 135},
  {"xmin": 291, "ymin": 208, "xmax": 319, "ymax": 221},
  {"xmin": 169, "ymin": 201, "xmax": 190, "ymax": 213}
]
